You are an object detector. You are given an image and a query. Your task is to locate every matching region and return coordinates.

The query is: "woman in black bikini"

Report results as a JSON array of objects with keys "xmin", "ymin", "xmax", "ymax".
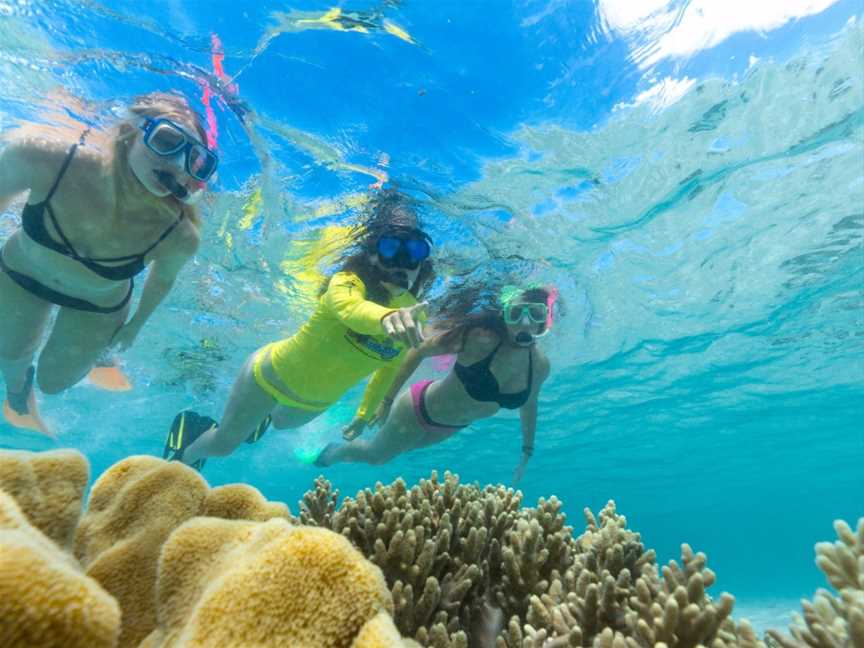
[
  {"xmin": 0, "ymin": 91, "xmax": 218, "ymax": 435},
  {"xmin": 314, "ymin": 284, "xmax": 555, "ymax": 484}
]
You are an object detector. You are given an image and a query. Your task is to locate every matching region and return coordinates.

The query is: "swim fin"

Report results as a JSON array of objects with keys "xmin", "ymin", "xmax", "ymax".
[
  {"xmin": 2, "ymin": 366, "xmax": 53, "ymax": 438},
  {"xmin": 88, "ymin": 358, "xmax": 133, "ymax": 392},
  {"xmin": 164, "ymin": 410, "xmax": 216, "ymax": 471},
  {"xmin": 245, "ymin": 414, "xmax": 271, "ymax": 444},
  {"xmin": 293, "ymin": 443, "xmax": 336, "ymax": 467}
]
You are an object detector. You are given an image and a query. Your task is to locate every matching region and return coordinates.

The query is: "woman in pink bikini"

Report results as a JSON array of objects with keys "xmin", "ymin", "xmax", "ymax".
[{"xmin": 313, "ymin": 284, "xmax": 555, "ymax": 484}]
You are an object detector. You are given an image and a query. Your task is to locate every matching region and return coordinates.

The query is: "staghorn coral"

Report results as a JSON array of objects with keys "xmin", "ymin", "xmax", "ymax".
[
  {"xmin": 497, "ymin": 501, "xmax": 761, "ymax": 648},
  {"xmin": 0, "ymin": 448, "xmax": 89, "ymax": 549},
  {"xmin": 0, "ymin": 489, "xmax": 120, "ymax": 648},
  {"xmin": 493, "ymin": 496, "xmax": 577, "ymax": 623},
  {"xmin": 300, "ymin": 470, "xmax": 528, "ymax": 647},
  {"xmin": 301, "ymin": 482, "xmax": 765, "ymax": 648},
  {"xmin": 141, "ymin": 517, "xmax": 395, "ymax": 647},
  {"xmin": 73, "ymin": 455, "xmax": 291, "ymax": 648},
  {"xmin": 768, "ymin": 518, "xmax": 864, "ymax": 648}
]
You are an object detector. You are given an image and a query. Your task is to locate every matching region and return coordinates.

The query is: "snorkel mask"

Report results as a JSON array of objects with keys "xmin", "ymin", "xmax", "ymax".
[
  {"xmin": 500, "ymin": 284, "xmax": 558, "ymax": 346},
  {"xmin": 140, "ymin": 118, "xmax": 217, "ymax": 204},
  {"xmin": 370, "ymin": 227, "xmax": 433, "ymax": 289}
]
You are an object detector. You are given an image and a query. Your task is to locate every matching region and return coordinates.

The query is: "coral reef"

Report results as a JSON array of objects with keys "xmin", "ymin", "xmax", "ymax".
[
  {"xmin": 140, "ymin": 518, "xmax": 395, "ymax": 648},
  {"xmin": 73, "ymin": 455, "xmax": 292, "ymax": 648},
  {"xmin": 0, "ymin": 489, "xmax": 120, "ymax": 648},
  {"xmin": 0, "ymin": 448, "xmax": 89, "ymax": 549},
  {"xmin": 352, "ymin": 611, "xmax": 423, "ymax": 647},
  {"xmin": 299, "ymin": 473, "xmax": 767, "ymax": 648},
  {"xmin": 298, "ymin": 471, "xmax": 527, "ymax": 646},
  {"xmin": 1, "ymin": 448, "xmax": 859, "ymax": 648},
  {"xmin": 73, "ymin": 456, "xmax": 213, "ymax": 647},
  {"xmin": 767, "ymin": 519, "xmax": 864, "ymax": 648}
]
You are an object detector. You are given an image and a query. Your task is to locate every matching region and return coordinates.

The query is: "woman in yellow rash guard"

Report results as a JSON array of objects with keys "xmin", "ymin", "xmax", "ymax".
[{"xmin": 163, "ymin": 191, "xmax": 435, "ymax": 470}]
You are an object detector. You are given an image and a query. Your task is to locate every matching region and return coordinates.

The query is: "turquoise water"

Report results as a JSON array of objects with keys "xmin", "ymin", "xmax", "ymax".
[{"xmin": 1, "ymin": 0, "xmax": 862, "ymax": 634}]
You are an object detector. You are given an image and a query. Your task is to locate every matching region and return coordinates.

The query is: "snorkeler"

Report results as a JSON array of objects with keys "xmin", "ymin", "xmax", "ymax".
[
  {"xmin": 164, "ymin": 191, "xmax": 435, "ymax": 470},
  {"xmin": 252, "ymin": 0, "xmax": 416, "ymax": 67},
  {"xmin": 0, "ymin": 91, "xmax": 217, "ymax": 436},
  {"xmin": 314, "ymin": 285, "xmax": 554, "ymax": 484}
]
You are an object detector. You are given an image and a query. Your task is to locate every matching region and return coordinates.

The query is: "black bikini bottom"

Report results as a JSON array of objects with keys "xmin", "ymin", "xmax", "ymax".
[{"xmin": 0, "ymin": 254, "xmax": 132, "ymax": 314}]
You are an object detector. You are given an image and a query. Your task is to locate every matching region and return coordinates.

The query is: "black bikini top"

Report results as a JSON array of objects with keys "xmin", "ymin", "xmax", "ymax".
[
  {"xmin": 454, "ymin": 337, "xmax": 534, "ymax": 409},
  {"xmin": 21, "ymin": 130, "xmax": 184, "ymax": 282}
]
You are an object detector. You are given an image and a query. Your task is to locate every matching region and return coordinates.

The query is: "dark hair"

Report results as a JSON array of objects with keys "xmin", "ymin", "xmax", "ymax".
[
  {"xmin": 321, "ymin": 189, "xmax": 436, "ymax": 304},
  {"xmin": 433, "ymin": 283, "xmax": 553, "ymax": 350}
]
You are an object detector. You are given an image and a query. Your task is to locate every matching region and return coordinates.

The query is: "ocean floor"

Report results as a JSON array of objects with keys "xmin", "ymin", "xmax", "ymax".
[{"xmin": 734, "ymin": 599, "xmax": 800, "ymax": 636}]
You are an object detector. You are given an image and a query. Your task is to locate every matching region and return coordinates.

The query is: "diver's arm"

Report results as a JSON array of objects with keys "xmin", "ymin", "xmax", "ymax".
[
  {"xmin": 373, "ymin": 349, "xmax": 423, "ymax": 416},
  {"xmin": 114, "ymin": 225, "xmax": 198, "ymax": 349},
  {"xmin": 514, "ymin": 352, "xmax": 551, "ymax": 484},
  {"xmin": 341, "ymin": 364, "xmax": 402, "ymax": 440},
  {"xmin": 368, "ymin": 330, "xmax": 460, "ymax": 424},
  {"xmin": 0, "ymin": 140, "xmax": 33, "ymax": 212},
  {"xmin": 356, "ymin": 364, "xmax": 402, "ymax": 422},
  {"xmin": 323, "ymin": 273, "xmax": 395, "ymax": 335}
]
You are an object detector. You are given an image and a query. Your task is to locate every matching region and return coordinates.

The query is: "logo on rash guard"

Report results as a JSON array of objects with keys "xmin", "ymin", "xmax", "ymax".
[{"xmin": 346, "ymin": 331, "xmax": 401, "ymax": 360}]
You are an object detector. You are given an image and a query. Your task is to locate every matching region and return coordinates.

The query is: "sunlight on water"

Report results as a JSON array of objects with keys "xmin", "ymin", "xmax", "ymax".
[{"xmin": 0, "ymin": 0, "xmax": 861, "ymax": 622}]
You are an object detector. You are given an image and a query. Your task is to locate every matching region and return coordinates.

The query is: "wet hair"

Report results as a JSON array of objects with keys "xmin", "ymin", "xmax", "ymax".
[
  {"xmin": 433, "ymin": 283, "xmax": 553, "ymax": 350},
  {"xmin": 321, "ymin": 189, "xmax": 436, "ymax": 305},
  {"xmin": 127, "ymin": 91, "xmax": 208, "ymax": 145}
]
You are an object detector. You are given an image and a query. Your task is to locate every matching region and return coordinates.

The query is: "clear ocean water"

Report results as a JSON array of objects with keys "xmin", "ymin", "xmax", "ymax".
[{"xmin": 1, "ymin": 0, "xmax": 862, "ymax": 635}]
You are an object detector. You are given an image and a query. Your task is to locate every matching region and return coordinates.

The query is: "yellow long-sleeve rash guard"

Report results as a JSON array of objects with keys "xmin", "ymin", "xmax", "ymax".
[{"xmin": 268, "ymin": 271, "xmax": 420, "ymax": 419}]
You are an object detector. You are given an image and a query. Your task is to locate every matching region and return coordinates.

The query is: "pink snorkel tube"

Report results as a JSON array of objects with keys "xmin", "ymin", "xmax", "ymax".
[{"xmin": 543, "ymin": 285, "xmax": 559, "ymax": 334}]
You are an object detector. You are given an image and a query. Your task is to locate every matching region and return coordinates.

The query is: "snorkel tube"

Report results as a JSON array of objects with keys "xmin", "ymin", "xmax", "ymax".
[
  {"xmin": 500, "ymin": 283, "xmax": 559, "ymax": 347},
  {"xmin": 154, "ymin": 170, "xmax": 205, "ymax": 205}
]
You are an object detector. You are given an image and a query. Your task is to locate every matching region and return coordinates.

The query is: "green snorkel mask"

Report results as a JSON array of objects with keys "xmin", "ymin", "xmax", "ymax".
[{"xmin": 500, "ymin": 284, "xmax": 558, "ymax": 345}]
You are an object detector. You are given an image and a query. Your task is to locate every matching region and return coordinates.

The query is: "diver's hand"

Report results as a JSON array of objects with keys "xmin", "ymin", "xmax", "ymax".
[
  {"xmin": 382, "ymin": 302, "xmax": 427, "ymax": 348},
  {"xmin": 372, "ymin": 397, "xmax": 394, "ymax": 428},
  {"xmin": 111, "ymin": 321, "xmax": 142, "ymax": 352},
  {"xmin": 342, "ymin": 417, "xmax": 368, "ymax": 441},
  {"xmin": 512, "ymin": 456, "xmax": 530, "ymax": 486}
]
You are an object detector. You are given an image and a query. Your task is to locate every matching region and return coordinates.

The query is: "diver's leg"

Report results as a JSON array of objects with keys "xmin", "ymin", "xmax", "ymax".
[
  {"xmin": 181, "ymin": 353, "xmax": 277, "ymax": 464},
  {"xmin": 0, "ymin": 268, "xmax": 52, "ymax": 394},
  {"xmin": 271, "ymin": 404, "xmax": 322, "ymax": 429},
  {"xmin": 318, "ymin": 392, "xmax": 422, "ymax": 466},
  {"xmin": 36, "ymin": 300, "xmax": 129, "ymax": 394}
]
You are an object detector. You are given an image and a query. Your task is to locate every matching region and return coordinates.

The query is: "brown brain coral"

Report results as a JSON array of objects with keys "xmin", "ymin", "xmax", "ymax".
[
  {"xmin": 141, "ymin": 517, "xmax": 395, "ymax": 647},
  {"xmin": 352, "ymin": 611, "xmax": 424, "ymax": 647},
  {"xmin": 0, "ymin": 448, "xmax": 89, "ymax": 549},
  {"xmin": 0, "ymin": 489, "xmax": 120, "ymax": 648},
  {"xmin": 73, "ymin": 455, "xmax": 292, "ymax": 648},
  {"xmin": 200, "ymin": 482, "xmax": 292, "ymax": 521}
]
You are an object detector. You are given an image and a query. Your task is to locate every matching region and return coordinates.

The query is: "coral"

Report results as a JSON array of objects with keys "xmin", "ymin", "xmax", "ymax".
[
  {"xmin": 0, "ymin": 489, "xmax": 120, "ymax": 648},
  {"xmin": 351, "ymin": 611, "xmax": 423, "ymax": 647},
  {"xmin": 768, "ymin": 518, "xmax": 864, "ymax": 648},
  {"xmin": 73, "ymin": 456, "xmax": 210, "ymax": 647},
  {"xmin": 141, "ymin": 517, "xmax": 394, "ymax": 647},
  {"xmin": 300, "ymin": 479, "xmax": 767, "ymax": 648},
  {"xmin": 200, "ymin": 482, "xmax": 292, "ymax": 521},
  {"xmin": 73, "ymin": 455, "xmax": 292, "ymax": 648},
  {"xmin": 497, "ymin": 501, "xmax": 761, "ymax": 648},
  {"xmin": 300, "ymin": 471, "xmax": 527, "ymax": 647},
  {"xmin": 0, "ymin": 448, "xmax": 89, "ymax": 549},
  {"xmin": 5, "ymin": 449, "xmax": 856, "ymax": 648}
]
